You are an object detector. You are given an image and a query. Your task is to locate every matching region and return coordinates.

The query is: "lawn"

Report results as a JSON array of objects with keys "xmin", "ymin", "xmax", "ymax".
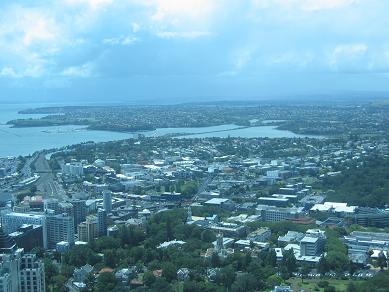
[{"xmin": 286, "ymin": 278, "xmax": 362, "ymax": 292}]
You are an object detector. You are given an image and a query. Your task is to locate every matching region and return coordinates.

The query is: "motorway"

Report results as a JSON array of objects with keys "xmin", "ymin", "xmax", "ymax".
[
  {"xmin": 20, "ymin": 154, "xmax": 37, "ymax": 178},
  {"xmin": 33, "ymin": 153, "xmax": 67, "ymax": 200}
]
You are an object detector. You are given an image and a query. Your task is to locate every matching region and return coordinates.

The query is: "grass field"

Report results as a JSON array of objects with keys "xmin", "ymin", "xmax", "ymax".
[{"xmin": 285, "ymin": 278, "xmax": 362, "ymax": 292}]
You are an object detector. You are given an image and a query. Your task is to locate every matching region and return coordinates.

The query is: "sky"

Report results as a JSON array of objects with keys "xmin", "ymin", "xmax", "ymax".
[{"xmin": 1, "ymin": 0, "xmax": 389, "ymax": 103}]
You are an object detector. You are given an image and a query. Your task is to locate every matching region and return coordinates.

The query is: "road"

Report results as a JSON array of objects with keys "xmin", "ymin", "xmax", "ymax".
[
  {"xmin": 33, "ymin": 153, "xmax": 67, "ymax": 199},
  {"xmin": 193, "ymin": 174, "xmax": 215, "ymax": 201},
  {"xmin": 21, "ymin": 154, "xmax": 38, "ymax": 178}
]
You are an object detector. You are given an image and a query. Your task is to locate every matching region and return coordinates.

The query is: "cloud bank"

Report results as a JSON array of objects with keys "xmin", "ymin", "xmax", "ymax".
[{"xmin": 0, "ymin": 0, "xmax": 388, "ymax": 102}]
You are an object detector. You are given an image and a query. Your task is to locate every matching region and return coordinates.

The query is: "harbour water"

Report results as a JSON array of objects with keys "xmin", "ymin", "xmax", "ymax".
[{"xmin": 0, "ymin": 103, "xmax": 317, "ymax": 157}]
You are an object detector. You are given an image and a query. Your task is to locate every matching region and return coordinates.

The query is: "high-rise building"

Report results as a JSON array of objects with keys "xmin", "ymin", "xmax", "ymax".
[
  {"xmin": 78, "ymin": 216, "xmax": 97, "ymax": 243},
  {"xmin": 12, "ymin": 204, "xmax": 31, "ymax": 213},
  {"xmin": 77, "ymin": 223, "xmax": 87, "ymax": 243},
  {"xmin": 1, "ymin": 212, "xmax": 47, "ymax": 249},
  {"xmin": 19, "ymin": 253, "xmax": 46, "ymax": 292},
  {"xmin": 97, "ymin": 209, "xmax": 107, "ymax": 236},
  {"xmin": 103, "ymin": 191, "xmax": 112, "ymax": 213},
  {"xmin": 0, "ymin": 228, "xmax": 17, "ymax": 255},
  {"xmin": 0, "ymin": 228, "xmax": 45, "ymax": 292},
  {"xmin": 58, "ymin": 202, "xmax": 74, "ymax": 217},
  {"xmin": 44, "ymin": 198, "xmax": 59, "ymax": 213},
  {"xmin": 70, "ymin": 200, "xmax": 87, "ymax": 230},
  {"xmin": 44, "ymin": 199, "xmax": 74, "ymax": 218},
  {"xmin": 0, "ymin": 229, "xmax": 21, "ymax": 292},
  {"xmin": 61, "ymin": 162, "xmax": 84, "ymax": 177},
  {"xmin": 8, "ymin": 225, "xmax": 43, "ymax": 252},
  {"xmin": 46, "ymin": 212, "xmax": 74, "ymax": 249}
]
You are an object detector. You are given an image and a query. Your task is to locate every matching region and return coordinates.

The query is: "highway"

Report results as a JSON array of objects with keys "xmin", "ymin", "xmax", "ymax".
[{"xmin": 33, "ymin": 153, "xmax": 67, "ymax": 200}]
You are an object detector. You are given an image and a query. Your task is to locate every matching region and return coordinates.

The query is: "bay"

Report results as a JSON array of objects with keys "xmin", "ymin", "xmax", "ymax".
[{"xmin": 0, "ymin": 103, "xmax": 318, "ymax": 157}]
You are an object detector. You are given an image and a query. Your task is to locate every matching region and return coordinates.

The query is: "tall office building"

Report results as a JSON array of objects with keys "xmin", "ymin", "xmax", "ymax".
[
  {"xmin": 8, "ymin": 225, "xmax": 43, "ymax": 252},
  {"xmin": 19, "ymin": 254, "xmax": 46, "ymax": 292},
  {"xmin": 58, "ymin": 202, "xmax": 74, "ymax": 217},
  {"xmin": 46, "ymin": 212, "xmax": 74, "ymax": 249},
  {"xmin": 103, "ymin": 191, "xmax": 112, "ymax": 213},
  {"xmin": 78, "ymin": 216, "xmax": 97, "ymax": 243},
  {"xmin": 1, "ymin": 212, "xmax": 47, "ymax": 249},
  {"xmin": 77, "ymin": 223, "xmax": 87, "ymax": 243},
  {"xmin": 97, "ymin": 209, "xmax": 107, "ymax": 236},
  {"xmin": 0, "ymin": 228, "xmax": 45, "ymax": 292},
  {"xmin": 61, "ymin": 163, "xmax": 84, "ymax": 177},
  {"xmin": 0, "ymin": 229, "xmax": 21, "ymax": 292},
  {"xmin": 70, "ymin": 200, "xmax": 87, "ymax": 230},
  {"xmin": 43, "ymin": 198, "xmax": 59, "ymax": 213}
]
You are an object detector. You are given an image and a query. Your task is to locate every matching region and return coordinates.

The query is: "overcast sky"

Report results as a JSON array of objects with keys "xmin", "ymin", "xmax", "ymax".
[{"xmin": 1, "ymin": 0, "xmax": 389, "ymax": 103}]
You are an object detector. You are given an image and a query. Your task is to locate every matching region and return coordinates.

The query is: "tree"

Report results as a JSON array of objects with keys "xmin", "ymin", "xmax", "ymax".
[
  {"xmin": 103, "ymin": 250, "xmax": 117, "ymax": 268},
  {"xmin": 301, "ymin": 263, "xmax": 311, "ymax": 283},
  {"xmin": 377, "ymin": 251, "xmax": 387, "ymax": 270},
  {"xmin": 266, "ymin": 274, "xmax": 282, "ymax": 288},
  {"xmin": 117, "ymin": 225, "xmax": 145, "ymax": 247},
  {"xmin": 175, "ymin": 183, "xmax": 182, "ymax": 193},
  {"xmin": 44, "ymin": 257, "xmax": 58, "ymax": 284},
  {"xmin": 364, "ymin": 270, "xmax": 389, "ymax": 289},
  {"xmin": 211, "ymin": 252, "xmax": 221, "ymax": 268},
  {"xmin": 231, "ymin": 274, "xmax": 258, "ymax": 292},
  {"xmin": 52, "ymin": 275, "xmax": 67, "ymax": 292},
  {"xmin": 216, "ymin": 266, "xmax": 236, "ymax": 289},
  {"xmin": 181, "ymin": 181, "xmax": 198, "ymax": 196},
  {"xmin": 95, "ymin": 272, "xmax": 117, "ymax": 292},
  {"xmin": 324, "ymin": 286, "xmax": 336, "ymax": 292},
  {"xmin": 32, "ymin": 247, "xmax": 45, "ymax": 258},
  {"xmin": 162, "ymin": 262, "xmax": 177, "ymax": 282},
  {"xmin": 84, "ymin": 273, "xmax": 95, "ymax": 291},
  {"xmin": 60, "ymin": 264, "xmax": 75, "ymax": 278},
  {"xmin": 281, "ymin": 249, "xmax": 297, "ymax": 277},
  {"xmin": 321, "ymin": 157, "xmax": 389, "ymax": 207},
  {"xmin": 64, "ymin": 245, "xmax": 101, "ymax": 267},
  {"xmin": 166, "ymin": 218, "xmax": 173, "ymax": 241},
  {"xmin": 130, "ymin": 246, "xmax": 145, "ymax": 263},
  {"xmin": 326, "ymin": 251, "xmax": 349, "ymax": 274},
  {"xmin": 265, "ymin": 249, "xmax": 277, "ymax": 267},
  {"xmin": 201, "ymin": 230, "xmax": 216, "ymax": 242},
  {"xmin": 94, "ymin": 236, "xmax": 120, "ymax": 251},
  {"xmin": 317, "ymin": 256, "xmax": 329, "ymax": 276},
  {"xmin": 183, "ymin": 280, "xmax": 220, "ymax": 292},
  {"xmin": 150, "ymin": 278, "xmax": 173, "ymax": 292},
  {"xmin": 143, "ymin": 271, "xmax": 156, "ymax": 287},
  {"xmin": 30, "ymin": 185, "xmax": 37, "ymax": 194},
  {"xmin": 16, "ymin": 192, "xmax": 27, "ymax": 203}
]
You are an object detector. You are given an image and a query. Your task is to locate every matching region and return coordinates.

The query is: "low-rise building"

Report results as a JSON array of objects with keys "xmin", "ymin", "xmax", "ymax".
[
  {"xmin": 204, "ymin": 198, "xmax": 235, "ymax": 211},
  {"xmin": 247, "ymin": 227, "xmax": 271, "ymax": 242},
  {"xmin": 299, "ymin": 229, "xmax": 326, "ymax": 257},
  {"xmin": 256, "ymin": 205, "xmax": 303, "ymax": 222},
  {"xmin": 258, "ymin": 197, "xmax": 289, "ymax": 207},
  {"xmin": 278, "ymin": 231, "xmax": 305, "ymax": 246}
]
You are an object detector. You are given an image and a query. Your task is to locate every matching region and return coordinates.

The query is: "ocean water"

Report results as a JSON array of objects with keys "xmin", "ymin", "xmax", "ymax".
[{"xmin": 0, "ymin": 103, "xmax": 317, "ymax": 157}]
